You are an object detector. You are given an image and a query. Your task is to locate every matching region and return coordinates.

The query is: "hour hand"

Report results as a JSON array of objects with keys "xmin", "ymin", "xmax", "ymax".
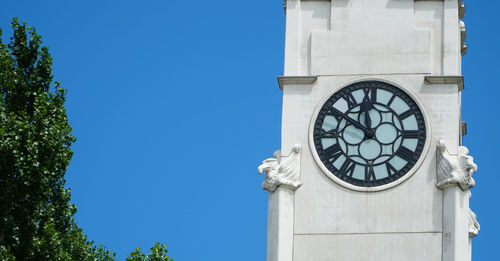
[{"xmin": 328, "ymin": 107, "xmax": 371, "ymax": 134}]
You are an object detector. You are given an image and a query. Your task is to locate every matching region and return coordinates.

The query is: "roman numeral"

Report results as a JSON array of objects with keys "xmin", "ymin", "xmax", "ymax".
[
  {"xmin": 386, "ymin": 162, "xmax": 398, "ymax": 176},
  {"xmin": 395, "ymin": 146, "xmax": 415, "ymax": 162},
  {"xmin": 399, "ymin": 110, "xmax": 413, "ymax": 120},
  {"xmin": 387, "ymin": 94, "xmax": 396, "ymax": 106},
  {"xmin": 324, "ymin": 143, "xmax": 343, "ymax": 162},
  {"xmin": 343, "ymin": 92, "xmax": 358, "ymax": 108},
  {"xmin": 339, "ymin": 158, "xmax": 356, "ymax": 177},
  {"xmin": 365, "ymin": 165, "xmax": 376, "ymax": 182},
  {"xmin": 402, "ymin": 130, "xmax": 419, "ymax": 138},
  {"xmin": 370, "ymin": 88, "xmax": 377, "ymax": 103},
  {"xmin": 362, "ymin": 88, "xmax": 377, "ymax": 105}
]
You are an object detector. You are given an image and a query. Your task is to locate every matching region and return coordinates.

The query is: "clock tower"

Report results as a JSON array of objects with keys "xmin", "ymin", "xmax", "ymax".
[{"xmin": 258, "ymin": 1, "xmax": 479, "ymax": 261}]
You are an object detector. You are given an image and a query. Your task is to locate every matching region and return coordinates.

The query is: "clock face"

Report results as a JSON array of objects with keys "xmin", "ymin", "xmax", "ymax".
[{"xmin": 312, "ymin": 81, "xmax": 426, "ymax": 188}]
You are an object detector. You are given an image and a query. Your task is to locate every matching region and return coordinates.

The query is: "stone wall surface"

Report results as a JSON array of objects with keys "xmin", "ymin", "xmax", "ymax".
[
  {"xmin": 294, "ymin": 233, "xmax": 442, "ymax": 261},
  {"xmin": 285, "ymin": 0, "xmax": 453, "ymax": 76}
]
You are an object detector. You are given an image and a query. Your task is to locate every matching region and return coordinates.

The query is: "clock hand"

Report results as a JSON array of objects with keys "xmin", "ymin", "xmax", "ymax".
[
  {"xmin": 328, "ymin": 107, "xmax": 372, "ymax": 135},
  {"xmin": 362, "ymin": 98, "xmax": 372, "ymax": 130}
]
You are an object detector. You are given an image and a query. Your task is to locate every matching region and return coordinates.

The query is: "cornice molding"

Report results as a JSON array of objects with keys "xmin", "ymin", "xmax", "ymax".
[
  {"xmin": 425, "ymin": 76, "xmax": 464, "ymax": 91},
  {"xmin": 258, "ymin": 144, "xmax": 302, "ymax": 192},
  {"xmin": 277, "ymin": 76, "xmax": 318, "ymax": 90},
  {"xmin": 436, "ymin": 139, "xmax": 477, "ymax": 191}
]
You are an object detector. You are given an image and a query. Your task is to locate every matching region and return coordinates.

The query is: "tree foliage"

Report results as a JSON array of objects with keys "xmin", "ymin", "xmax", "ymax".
[
  {"xmin": 0, "ymin": 18, "xmax": 173, "ymax": 261},
  {"xmin": 0, "ymin": 18, "xmax": 115, "ymax": 260},
  {"xmin": 126, "ymin": 243, "xmax": 173, "ymax": 261}
]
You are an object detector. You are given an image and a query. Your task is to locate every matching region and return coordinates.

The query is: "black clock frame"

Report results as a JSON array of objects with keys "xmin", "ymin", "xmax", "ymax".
[{"xmin": 313, "ymin": 81, "xmax": 426, "ymax": 187}]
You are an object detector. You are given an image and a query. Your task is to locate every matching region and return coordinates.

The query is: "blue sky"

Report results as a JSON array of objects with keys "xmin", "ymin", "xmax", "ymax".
[{"xmin": 1, "ymin": 1, "xmax": 498, "ymax": 260}]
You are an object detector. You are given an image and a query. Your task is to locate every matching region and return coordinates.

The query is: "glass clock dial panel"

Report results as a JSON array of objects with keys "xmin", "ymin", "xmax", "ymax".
[{"xmin": 313, "ymin": 81, "xmax": 426, "ymax": 187}]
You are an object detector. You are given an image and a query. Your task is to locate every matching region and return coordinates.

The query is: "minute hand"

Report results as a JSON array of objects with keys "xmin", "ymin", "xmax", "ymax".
[
  {"xmin": 329, "ymin": 107, "xmax": 371, "ymax": 133},
  {"xmin": 362, "ymin": 99, "xmax": 372, "ymax": 129}
]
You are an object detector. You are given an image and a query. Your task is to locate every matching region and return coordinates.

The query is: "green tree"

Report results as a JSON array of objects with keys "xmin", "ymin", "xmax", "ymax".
[
  {"xmin": 126, "ymin": 243, "xmax": 173, "ymax": 261},
  {"xmin": 0, "ymin": 18, "xmax": 173, "ymax": 261},
  {"xmin": 0, "ymin": 18, "xmax": 115, "ymax": 260}
]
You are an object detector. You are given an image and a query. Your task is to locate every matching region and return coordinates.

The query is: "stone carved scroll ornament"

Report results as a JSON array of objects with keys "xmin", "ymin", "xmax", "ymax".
[
  {"xmin": 258, "ymin": 144, "xmax": 302, "ymax": 192},
  {"xmin": 436, "ymin": 139, "xmax": 480, "ymax": 237},
  {"xmin": 468, "ymin": 205, "xmax": 480, "ymax": 237},
  {"xmin": 436, "ymin": 139, "xmax": 477, "ymax": 191}
]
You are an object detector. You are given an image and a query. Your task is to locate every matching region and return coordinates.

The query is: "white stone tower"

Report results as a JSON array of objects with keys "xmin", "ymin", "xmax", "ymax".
[{"xmin": 258, "ymin": 1, "xmax": 479, "ymax": 261}]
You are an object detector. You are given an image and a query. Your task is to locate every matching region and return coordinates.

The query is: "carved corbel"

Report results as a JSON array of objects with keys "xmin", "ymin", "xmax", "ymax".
[
  {"xmin": 468, "ymin": 207, "xmax": 480, "ymax": 237},
  {"xmin": 258, "ymin": 144, "xmax": 302, "ymax": 192},
  {"xmin": 436, "ymin": 139, "xmax": 477, "ymax": 191},
  {"xmin": 466, "ymin": 191, "xmax": 480, "ymax": 237}
]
